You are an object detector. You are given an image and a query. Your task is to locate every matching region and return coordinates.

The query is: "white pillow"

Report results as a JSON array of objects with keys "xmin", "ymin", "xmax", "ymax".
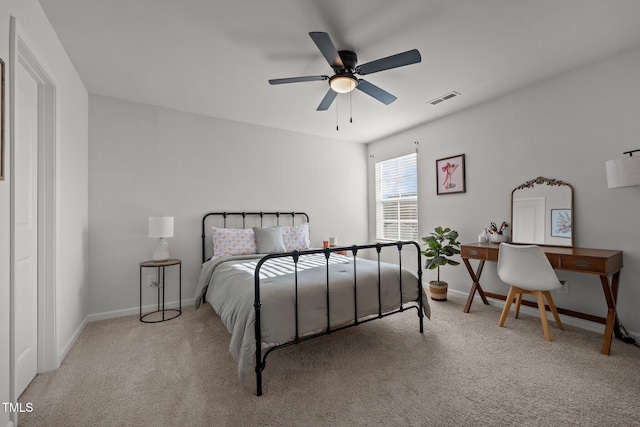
[
  {"xmin": 253, "ymin": 226, "xmax": 286, "ymax": 253},
  {"xmin": 282, "ymin": 223, "xmax": 310, "ymax": 252},
  {"xmin": 212, "ymin": 227, "xmax": 257, "ymax": 257}
]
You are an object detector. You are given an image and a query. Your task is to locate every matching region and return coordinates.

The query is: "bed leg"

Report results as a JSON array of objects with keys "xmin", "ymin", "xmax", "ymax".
[
  {"xmin": 254, "ymin": 260, "xmax": 265, "ymax": 396},
  {"xmin": 413, "ymin": 240, "xmax": 425, "ymax": 334},
  {"xmin": 256, "ymin": 370, "xmax": 263, "ymax": 396}
]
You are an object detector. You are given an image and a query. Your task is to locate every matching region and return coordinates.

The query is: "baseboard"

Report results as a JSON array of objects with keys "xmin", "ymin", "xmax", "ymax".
[
  {"xmin": 57, "ymin": 315, "xmax": 89, "ymax": 368},
  {"xmin": 46, "ymin": 298, "xmax": 195, "ymax": 373},
  {"xmin": 88, "ymin": 298, "xmax": 194, "ymax": 322},
  {"xmin": 447, "ymin": 288, "xmax": 610, "ymax": 334}
]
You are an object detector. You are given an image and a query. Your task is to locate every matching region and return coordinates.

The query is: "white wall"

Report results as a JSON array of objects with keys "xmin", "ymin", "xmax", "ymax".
[
  {"xmin": 0, "ymin": 0, "xmax": 88, "ymax": 425},
  {"xmin": 369, "ymin": 46, "xmax": 640, "ymax": 334},
  {"xmin": 88, "ymin": 95, "xmax": 368, "ymax": 317}
]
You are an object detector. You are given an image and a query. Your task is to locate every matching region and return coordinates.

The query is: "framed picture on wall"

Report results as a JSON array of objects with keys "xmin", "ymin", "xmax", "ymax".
[
  {"xmin": 436, "ymin": 154, "xmax": 465, "ymax": 195},
  {"xmin": 551, "ymin": 209, "xmax": 572, "ymax": 238},
  {"xmin": 1, "ymin": 57, "xmax": 5, "ymax": 181}
]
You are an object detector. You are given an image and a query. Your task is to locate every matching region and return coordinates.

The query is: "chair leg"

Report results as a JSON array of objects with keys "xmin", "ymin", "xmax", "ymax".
[
  {"xmin": 543, "ymin": 291, "xmax": 564, "ymax": 330},
  {"xmin": 514, "ymin": 293, "xmax": 523, "ymax": 319},
  {"xmin": 534, "ymin": 290, "xmax": 552, "ymax": 341},
  {"xmin": 499, "ymin": 286, "xmax": 517, "ymax": 327}
]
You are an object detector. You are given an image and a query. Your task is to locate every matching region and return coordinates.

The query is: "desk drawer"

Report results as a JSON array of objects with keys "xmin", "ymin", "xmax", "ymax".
[
  {"xmin": 545, "ymin": 254, "xmax": 560, "ymax": 269},
  {"xmin": 559, "ymin": 255, "xmax": 606, "ymax": 274},
  {"xmin": 461, "ymin": 246, "xmax": 498, "ymax": 261},
  {"xmin": 462, "ymin": 247, "xmax": 486, "ymax": 260}
]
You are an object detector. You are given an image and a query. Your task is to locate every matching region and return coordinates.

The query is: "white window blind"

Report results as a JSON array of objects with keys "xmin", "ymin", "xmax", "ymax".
[{"xmin": 375, "ymin": 152, "xmax": 418, "ymax": 241}]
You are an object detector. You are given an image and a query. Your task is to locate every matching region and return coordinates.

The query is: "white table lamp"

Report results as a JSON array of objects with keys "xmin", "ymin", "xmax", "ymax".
[{"xmin": 149, "ymin": 216, "xmax": 174, "ymax": 261}]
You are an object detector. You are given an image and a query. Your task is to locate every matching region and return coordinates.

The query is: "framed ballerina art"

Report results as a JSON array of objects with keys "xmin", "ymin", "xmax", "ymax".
[{"xmin": 436, "ymin": 154, "xmax": 465, "ymax": 195}]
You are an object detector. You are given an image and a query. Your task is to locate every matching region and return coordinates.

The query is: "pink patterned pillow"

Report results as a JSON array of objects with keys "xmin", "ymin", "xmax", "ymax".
[
  {"xmin": 212, "ymin": 227, "xmax": 257, "ymax": 257},
  {"xmin": 282, "ymin": 223, "xmax": 310, "ymax": 252}
]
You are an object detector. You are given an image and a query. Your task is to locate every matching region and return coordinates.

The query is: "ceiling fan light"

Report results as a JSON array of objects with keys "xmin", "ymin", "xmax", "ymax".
[{"xmin": 330, "ymin": 75, "xmax": 357, "ymax": 93}]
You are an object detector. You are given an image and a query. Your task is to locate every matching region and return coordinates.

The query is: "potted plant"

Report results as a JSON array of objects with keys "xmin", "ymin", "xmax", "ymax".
[{"xmin": 421, "ymin": 226, "xmax": 461, "ymax": 301}]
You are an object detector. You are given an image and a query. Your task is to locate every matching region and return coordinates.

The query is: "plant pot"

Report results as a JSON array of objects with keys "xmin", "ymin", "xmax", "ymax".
[{"xmin": 429, "ymin": 281, "xmax": 448, "ymax": 301}]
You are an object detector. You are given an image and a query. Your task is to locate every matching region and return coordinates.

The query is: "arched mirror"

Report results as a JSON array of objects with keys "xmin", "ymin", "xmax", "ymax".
[{"xmin": 511, "ymin": 177, "xmax": 574, "ymax": 247}]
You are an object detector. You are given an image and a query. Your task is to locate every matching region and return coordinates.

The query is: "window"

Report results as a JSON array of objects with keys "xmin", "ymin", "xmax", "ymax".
[{"xmin": 375, "ymin": 152, "xmax": 418, "ymax": 241}]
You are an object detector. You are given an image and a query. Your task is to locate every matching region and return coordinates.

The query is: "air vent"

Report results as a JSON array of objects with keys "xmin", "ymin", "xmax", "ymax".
[{"xmin": 428, "ymin": 91, "xmax": 460, "ymax": 106}]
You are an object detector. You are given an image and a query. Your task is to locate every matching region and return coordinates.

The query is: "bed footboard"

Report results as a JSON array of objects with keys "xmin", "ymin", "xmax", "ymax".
[{"xmin": 253, "ymin": 241, "xmax": 424, "ymax": 396}]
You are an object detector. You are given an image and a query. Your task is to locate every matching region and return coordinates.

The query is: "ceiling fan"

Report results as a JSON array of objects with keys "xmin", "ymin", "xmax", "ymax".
[{"xmin": 269, "ymin": 32, "xmax": 421, "ymax": 111}]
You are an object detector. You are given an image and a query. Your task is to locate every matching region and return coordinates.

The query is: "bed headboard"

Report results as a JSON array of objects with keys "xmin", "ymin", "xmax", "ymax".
[{"xmin": 201, "ymin": 211, "xmax": 310, "ymax": 263}]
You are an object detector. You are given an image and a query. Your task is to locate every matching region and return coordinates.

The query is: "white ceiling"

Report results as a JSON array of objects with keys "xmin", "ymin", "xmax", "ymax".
[{"xmin": 38, "ymin": 0, "xmax": 640, "ymax": 144}]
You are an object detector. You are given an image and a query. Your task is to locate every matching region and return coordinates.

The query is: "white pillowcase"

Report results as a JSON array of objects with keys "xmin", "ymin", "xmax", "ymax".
[
  {"xmin": 212, "ymin": 227, "xmax": 257, "ymax": 257},
  {"xmin": 253, "ymin": 226, "xmax": 286, "ymax": 253},
  {"xmin": 282, "ymin": 223, "xmax": 310, "ymax": 252}
]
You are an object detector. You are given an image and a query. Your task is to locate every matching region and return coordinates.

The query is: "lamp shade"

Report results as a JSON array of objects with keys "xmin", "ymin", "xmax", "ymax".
[
  {"xmin": 149, "ymin": 217, "xmax": 174, "ymax": 238},
  {"xmin": 606, "ymin": 156, "xmax": 640, "ymax": 188}
]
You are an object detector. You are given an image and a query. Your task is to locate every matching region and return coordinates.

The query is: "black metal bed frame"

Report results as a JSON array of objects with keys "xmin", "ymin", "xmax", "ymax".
[{"xmin": 201, "ymin": 212, "xmax": 424, "ymax": 396}]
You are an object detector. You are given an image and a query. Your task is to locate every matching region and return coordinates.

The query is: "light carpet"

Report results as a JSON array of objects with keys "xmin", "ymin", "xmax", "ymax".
[{"xmin": 18, "ymin": 294, "xmax": 640, "ymax": 426}]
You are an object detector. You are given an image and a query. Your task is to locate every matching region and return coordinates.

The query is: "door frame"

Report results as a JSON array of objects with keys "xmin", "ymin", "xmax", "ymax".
[{"xmin": 9, "ymin": 16, "xmax": 58, "ymax": 407}]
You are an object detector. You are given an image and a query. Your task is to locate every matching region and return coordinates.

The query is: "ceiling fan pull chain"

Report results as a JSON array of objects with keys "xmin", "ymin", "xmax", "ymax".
[
  {"xmin": 336, "ymin": 96, "xmax": 339, "ymax": 131},
  {"xmin": 350, "ymin": 91, "xmax": 353, "ymax": 123}
]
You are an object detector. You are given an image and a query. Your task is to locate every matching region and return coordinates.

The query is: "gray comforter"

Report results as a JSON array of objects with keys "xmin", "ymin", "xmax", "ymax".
[{"xmin": 194, "ymin": 253, "xmax": 430, "ymax": 384}]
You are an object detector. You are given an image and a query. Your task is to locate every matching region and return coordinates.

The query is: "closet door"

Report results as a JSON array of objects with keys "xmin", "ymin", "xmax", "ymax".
[{"xmin": 14, "ymin": 59, "xmax": 39, "ymax": 397}]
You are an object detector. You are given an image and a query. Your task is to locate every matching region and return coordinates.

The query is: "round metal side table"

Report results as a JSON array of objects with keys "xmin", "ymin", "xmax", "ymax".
[{"xmin": 139, "ymin": 259, "xmax": 182, "ymax": 323}]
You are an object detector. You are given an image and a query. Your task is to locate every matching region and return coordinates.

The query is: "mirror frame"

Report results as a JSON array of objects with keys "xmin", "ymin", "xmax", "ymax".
[{"xmin": 511, "ymin": 177, "xmax": 574, "ymax": 247}]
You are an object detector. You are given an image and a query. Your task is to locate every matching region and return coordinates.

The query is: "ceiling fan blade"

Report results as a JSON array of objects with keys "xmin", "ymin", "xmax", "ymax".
[
  {"xmin": 356, "ymin": 80, "xmax": 397, "ymax": 105},
  {"xmin": 317, "ymin": 89, "xmax": 338, "ymax": 111},
  {"xmin": 269, "ymin": 75, "xmax": 329, "ymax": 85},
  {"xmin": 309, "ymin": 32, "xmax": 344, "ymax": 69},
  {"xmin": 356, "ymin": 49, "xmax": 421, "ymax": 75}
]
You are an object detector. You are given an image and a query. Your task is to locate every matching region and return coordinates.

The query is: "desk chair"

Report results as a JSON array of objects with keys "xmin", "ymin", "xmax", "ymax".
[{"xmin": 497, "ymin": 243, "xmax": 564, "ymax": 341}]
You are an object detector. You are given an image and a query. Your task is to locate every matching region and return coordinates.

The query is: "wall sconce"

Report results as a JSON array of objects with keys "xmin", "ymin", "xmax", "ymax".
[
  {"xmin": 149, "ymin": 216, "xmax": 174, "ymax": 260},
  {"xmin": 606, "ymin": 150, "xmax": 640, "ymax": 189}
]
